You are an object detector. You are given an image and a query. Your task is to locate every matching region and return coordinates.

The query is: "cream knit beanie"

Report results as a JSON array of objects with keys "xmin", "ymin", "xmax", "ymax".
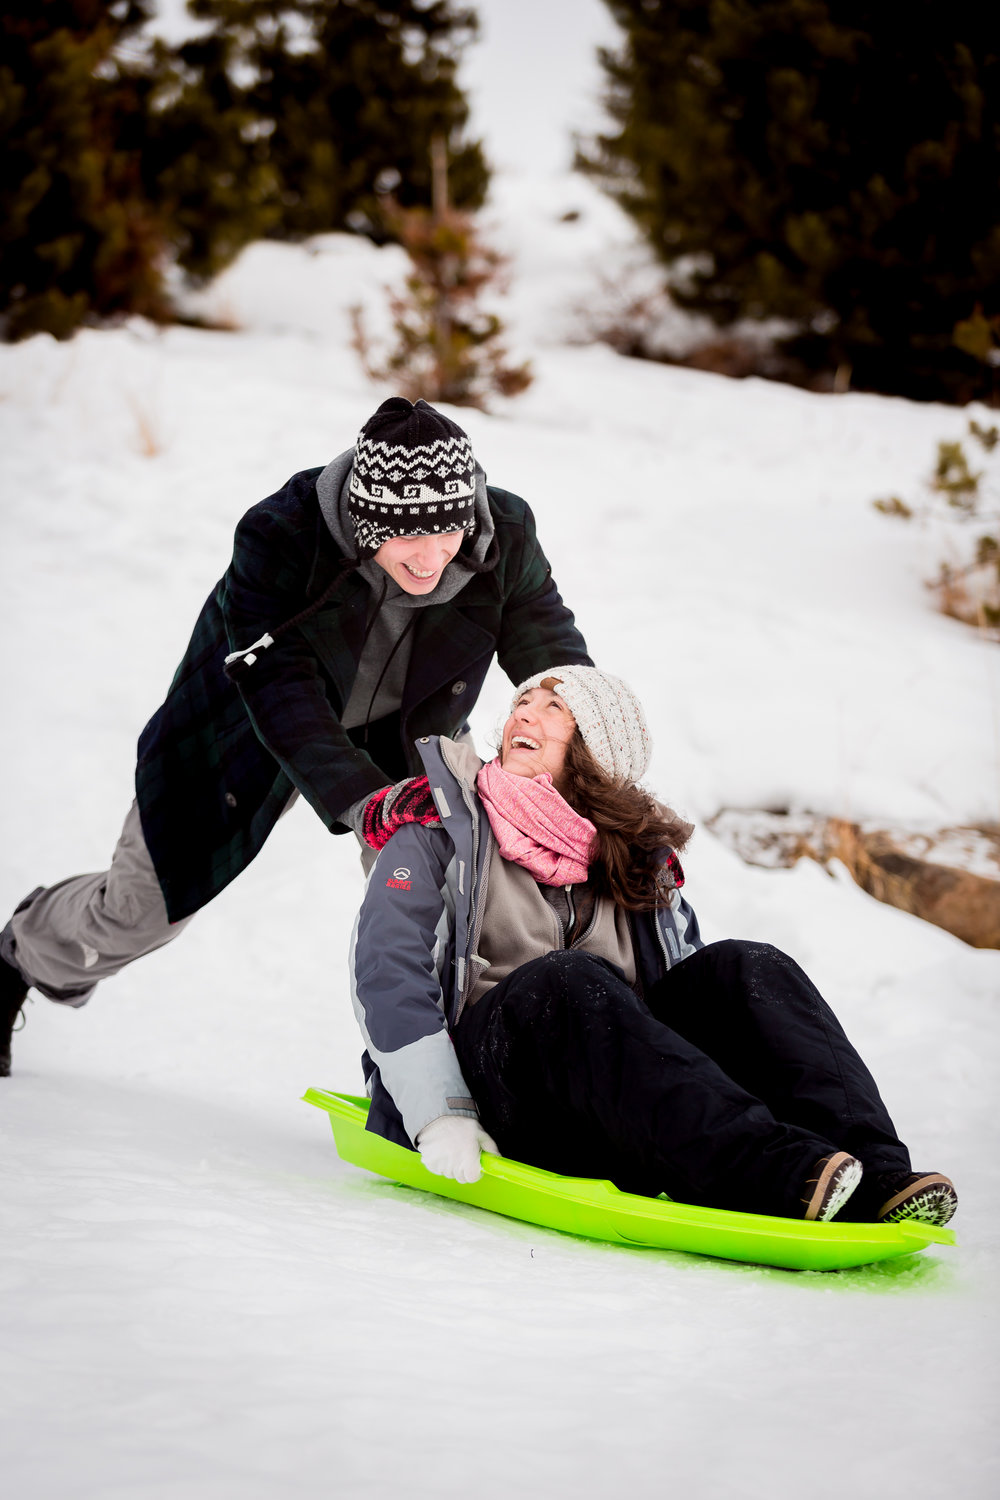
[{"xmin": 513, "ymin": 665, "xmax": 651, "ymax": 784}]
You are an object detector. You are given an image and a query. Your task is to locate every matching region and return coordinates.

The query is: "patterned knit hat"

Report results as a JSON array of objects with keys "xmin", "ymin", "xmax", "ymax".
[
  {"xmin": 348, "ymin": 397, "xmax": 477, "ymax": 556},
  {"xmin": 513, "ymin": 665, "xmax": 652, "ymax": 784}
]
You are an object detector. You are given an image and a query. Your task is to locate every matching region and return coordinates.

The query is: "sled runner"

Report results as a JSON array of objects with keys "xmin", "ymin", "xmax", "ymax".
[{"xmin": 304, "ymin": 1089, "xmax": 955, "ymax": 1272}]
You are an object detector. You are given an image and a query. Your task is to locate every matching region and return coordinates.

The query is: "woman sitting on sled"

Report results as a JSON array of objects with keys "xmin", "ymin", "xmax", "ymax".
[{"xmin": 348, "ymin": 666, "xmax": 956, "ymax": 1227}]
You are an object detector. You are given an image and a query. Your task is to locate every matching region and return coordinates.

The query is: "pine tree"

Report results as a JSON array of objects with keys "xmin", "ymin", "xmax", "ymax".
[
  {"xmin": 581, "ymin": 1, "xmax": 1000, "ymax": 403},
  {"xmin": 352, "ymin": 138, "xmax": 531, "ymax": 409},
  {"xmin": 138, "ymin": 24, "xmax": 280, "ymax": 284},
  {"xmin": 177, "ymin": 0, "xmax": 488, "ymax": 247},
  {"xmin": 0, "ymin": 0, "xmax": 167, "ymax": 340},
  {"xmin": 1, "ymin": 1, "xmax": 488, "ymax": 338}
]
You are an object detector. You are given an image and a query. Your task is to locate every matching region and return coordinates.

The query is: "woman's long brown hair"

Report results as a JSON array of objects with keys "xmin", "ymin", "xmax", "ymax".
[{"xmin": 558, "ymin": 731, "xmax": 694, "ymax": 911}]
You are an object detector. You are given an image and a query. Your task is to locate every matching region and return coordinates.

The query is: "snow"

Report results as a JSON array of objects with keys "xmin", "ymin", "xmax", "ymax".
[
  {"xmin": 3, "ymin": 4, "xmax": 1000, "ymax": 1497},
  {"xmin": 889, "ymin": 826, "xmax": 1000, "ymax": 880}
]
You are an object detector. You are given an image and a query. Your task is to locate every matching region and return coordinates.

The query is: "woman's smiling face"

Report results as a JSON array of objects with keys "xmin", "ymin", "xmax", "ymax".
[{"xmin": 500, "ymin": 684, "xmax": 577, "ymax": 782}]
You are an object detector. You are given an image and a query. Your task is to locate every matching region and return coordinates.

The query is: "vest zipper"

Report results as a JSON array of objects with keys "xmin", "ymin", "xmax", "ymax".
[{"xmin": 568, "ymin": 885, "xmax": 603, "ymax": 950}]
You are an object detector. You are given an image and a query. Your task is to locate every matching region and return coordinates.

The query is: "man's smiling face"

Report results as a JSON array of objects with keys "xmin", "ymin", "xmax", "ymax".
[{"xmin": 373, "ymin": 531, "xmax": 465, "ymax": 594}]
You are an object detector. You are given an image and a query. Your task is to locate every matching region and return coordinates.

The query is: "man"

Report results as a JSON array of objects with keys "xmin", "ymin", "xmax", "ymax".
[{"xmin": 1, "ymin": 397, "xmax": 591, "ymax": 1073}]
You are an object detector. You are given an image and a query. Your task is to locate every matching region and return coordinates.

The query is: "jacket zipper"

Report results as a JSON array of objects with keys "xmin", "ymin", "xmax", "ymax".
[
  {"xmin": 432, "ymin": 746, "xmax": 483, "ymax": 1016},
  {"xmin": 461, "ymin": 826, "xmax": 495, "ymax": 1008},
  {"xmin": 654, "ymin": 905, "xmax": 680, "ymax": 970}
]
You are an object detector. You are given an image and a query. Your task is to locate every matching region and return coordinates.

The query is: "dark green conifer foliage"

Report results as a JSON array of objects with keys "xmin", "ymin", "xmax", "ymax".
[
  {"xmin": 1, "ymin": 0, "xmax": 487, "ymax": 338},
  {"xmin": 581, "ymin": 1, "xmax": 1000, "ymax": 402},
  {"xmin": 138, "ymin": 25, "xmax": 280, "ymax": 284},
  {"xmin": 0, "ymin": 0, "xmax": 167, "ymax": 340},
  {"xmin": 179, "ymin": 0, "xmax": 488, "ymax": 247}
]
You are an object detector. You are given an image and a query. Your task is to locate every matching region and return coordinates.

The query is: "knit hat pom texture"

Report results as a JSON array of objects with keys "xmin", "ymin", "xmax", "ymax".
[{"xmin": 514, "ymin": 665, "xmax": 652, "ymax": 784}]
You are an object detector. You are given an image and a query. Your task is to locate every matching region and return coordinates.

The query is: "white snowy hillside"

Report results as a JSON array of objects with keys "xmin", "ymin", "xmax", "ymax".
[{"xmin": 2, "ymin": 4, "xmax": 998, "ymax": 1499}]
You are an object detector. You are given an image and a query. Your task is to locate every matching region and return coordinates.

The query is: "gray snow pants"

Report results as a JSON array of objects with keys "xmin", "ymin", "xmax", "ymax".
[
  {"xmin": 0, "ymin": 801, "xmax": 195, "ymax": 1006},
  {"xmin": 0, "ymin": 791, "xmax": 370, "ymax": 1007}
]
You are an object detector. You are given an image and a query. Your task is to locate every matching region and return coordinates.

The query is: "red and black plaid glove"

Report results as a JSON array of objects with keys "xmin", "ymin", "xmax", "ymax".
[{"xmin": 362, "ymin": 775, "xmax": 441, "ymax": 851}]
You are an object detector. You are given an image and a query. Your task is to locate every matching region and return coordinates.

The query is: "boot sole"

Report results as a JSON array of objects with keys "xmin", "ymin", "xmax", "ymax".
[
  {"xmin": 804, "ymin": 1152, "xmax": 864, "ymax": 1222},
  {"xmin": 879, "ymin": 1174, "xmax": 957, "ymax": 1227}
]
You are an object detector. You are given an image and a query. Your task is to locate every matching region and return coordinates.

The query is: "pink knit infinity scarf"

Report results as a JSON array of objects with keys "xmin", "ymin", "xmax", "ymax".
[{"xmin": 476, "ymin": 759, "xmax": 597, "ymax": 886}]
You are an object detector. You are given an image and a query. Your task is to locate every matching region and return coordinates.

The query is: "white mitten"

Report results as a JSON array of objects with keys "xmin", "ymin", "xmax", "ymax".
[{"xmin": 416, "ymin": 1115, "xmax": 499, "ymax": 1184}]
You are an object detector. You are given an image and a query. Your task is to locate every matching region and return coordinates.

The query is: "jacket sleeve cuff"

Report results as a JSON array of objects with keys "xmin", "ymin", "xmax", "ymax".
[
  {"xmin": 375, "ymin": 1032, "xmax": 479, "ymax": 1148},
  {"xmin": 340, "ymin": 788, "xmax": 389, "ymax": 838}
]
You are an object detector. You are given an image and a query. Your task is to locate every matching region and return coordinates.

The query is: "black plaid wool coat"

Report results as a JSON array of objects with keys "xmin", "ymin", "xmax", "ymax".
[{"xmin": 135, "ymin": 468, "xmax": 591, "ymax": 922}]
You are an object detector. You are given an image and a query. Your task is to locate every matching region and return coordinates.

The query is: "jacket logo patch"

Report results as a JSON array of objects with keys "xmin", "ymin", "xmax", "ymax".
[{"xmin": 387, "ymin": 866, "xmax": 412, "ymax": 890}]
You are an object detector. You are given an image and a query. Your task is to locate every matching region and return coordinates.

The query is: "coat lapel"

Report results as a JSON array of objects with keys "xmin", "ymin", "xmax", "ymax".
[{"xmin": 404, "ymin": 602, "xmax": 496, "ymax": 713}]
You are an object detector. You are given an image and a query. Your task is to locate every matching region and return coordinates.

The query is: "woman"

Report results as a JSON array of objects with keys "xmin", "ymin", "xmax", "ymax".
[{"xmin": 349, "ymin": 666, "xmax": 957, "ymax": 1226}]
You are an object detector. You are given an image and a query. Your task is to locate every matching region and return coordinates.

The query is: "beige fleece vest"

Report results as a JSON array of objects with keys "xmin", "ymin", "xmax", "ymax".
[{"xmin": 467, "ymin": 835, "xmax": 637, "ymax": 1007}]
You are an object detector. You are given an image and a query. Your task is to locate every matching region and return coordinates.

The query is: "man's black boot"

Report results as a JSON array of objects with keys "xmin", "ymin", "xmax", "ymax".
[{"xmin": 0, "ymin": 953, "xmax": 29, "ymax": 1077}]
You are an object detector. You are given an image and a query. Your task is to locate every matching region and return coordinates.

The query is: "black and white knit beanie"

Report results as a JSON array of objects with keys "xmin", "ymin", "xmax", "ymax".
[
  {"xmin": 514, "ymin": 665, "xmax": 652, "ymax": 784},
  {"xmin": 348, "ymin": 397, "xmax": 477, "ymax": 556}
]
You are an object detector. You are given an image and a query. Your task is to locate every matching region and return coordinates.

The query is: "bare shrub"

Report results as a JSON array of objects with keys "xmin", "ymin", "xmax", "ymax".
[
  {"xmin": 872, "ymin": 420, "xmax": 1000, "ymax": 636},
  {"xmin": 352, "ymin": 140, "xmax": 530, "ymax": 411}
]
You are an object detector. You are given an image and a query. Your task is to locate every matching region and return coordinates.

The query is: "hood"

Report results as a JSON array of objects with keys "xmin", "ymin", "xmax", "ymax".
[{"xmin": 315, "ymin": 446, "xmax": 497, "ymax": 611}]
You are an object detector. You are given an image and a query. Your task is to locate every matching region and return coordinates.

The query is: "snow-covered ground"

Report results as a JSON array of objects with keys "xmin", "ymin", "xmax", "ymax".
[{"xmin": 3, "ymin": 5, "xmax": 999, "ymax": 1497}]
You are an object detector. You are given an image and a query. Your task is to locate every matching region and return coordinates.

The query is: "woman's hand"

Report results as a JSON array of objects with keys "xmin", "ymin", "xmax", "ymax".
[{"xmin": 416, "ymin": 1115, "xmax": 499, "ymax": 1184}]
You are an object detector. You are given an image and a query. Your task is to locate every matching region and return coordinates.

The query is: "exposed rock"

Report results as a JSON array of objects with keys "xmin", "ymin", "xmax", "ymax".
[
  {"xmin": 708, "ymin": 809, "xmax": 827, "ymax": 870},
  {"xmin": 826, "ymin": 820, "xmax": 1000, "ymax": 950},
  {"xmin": 708, "ymin": 810, "xmax": 1000, "ymax": 950}
]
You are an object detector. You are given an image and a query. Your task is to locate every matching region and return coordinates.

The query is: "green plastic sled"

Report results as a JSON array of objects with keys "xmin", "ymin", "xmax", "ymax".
[{"xmin": 304, "ymin": 1088, "xmax": 955, "ymax": 1273}]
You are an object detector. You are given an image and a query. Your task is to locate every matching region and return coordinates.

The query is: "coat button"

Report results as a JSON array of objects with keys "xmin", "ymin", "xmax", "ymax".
[
  {"xmin": 225, "ymin": 792, "xmax": 237, "ymax": 807},
  {"xmin": 451, "ymin": 680, "xmax": 466, "ymax": 695},
  {"xmin": 419, "ymin": 736, "xmax": 429, "ymax": 743}
]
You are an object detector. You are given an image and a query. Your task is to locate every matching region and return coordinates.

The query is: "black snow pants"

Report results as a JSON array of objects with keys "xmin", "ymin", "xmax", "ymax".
[{"xmin": 452, "ymin": 940, "xmax": 911, "ymax": 1220}]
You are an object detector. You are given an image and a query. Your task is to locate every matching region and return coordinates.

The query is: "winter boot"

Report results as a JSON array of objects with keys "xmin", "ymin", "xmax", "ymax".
[
  {"xmin": 0, "ymin": 952, "xmax": 29, "ymax": 1077},
  {"xmin": 874, "ymin": 1171, "xmax": 957, "ymax": 1227},
  {"xmin": 800, "ymin": 1151, "xmax": 864, "ymax": 1222}
]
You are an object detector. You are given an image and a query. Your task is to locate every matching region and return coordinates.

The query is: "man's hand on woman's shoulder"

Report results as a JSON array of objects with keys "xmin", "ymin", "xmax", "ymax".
[{"xmin": 362, "ymin": 775, "xmax": 441, "ymax": 850}]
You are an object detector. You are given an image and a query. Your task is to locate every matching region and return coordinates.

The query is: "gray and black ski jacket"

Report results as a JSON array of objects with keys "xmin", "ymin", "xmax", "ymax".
[{"xmin": 349, "ymin": 736, "xmax": 704, "ymax": 1149}]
